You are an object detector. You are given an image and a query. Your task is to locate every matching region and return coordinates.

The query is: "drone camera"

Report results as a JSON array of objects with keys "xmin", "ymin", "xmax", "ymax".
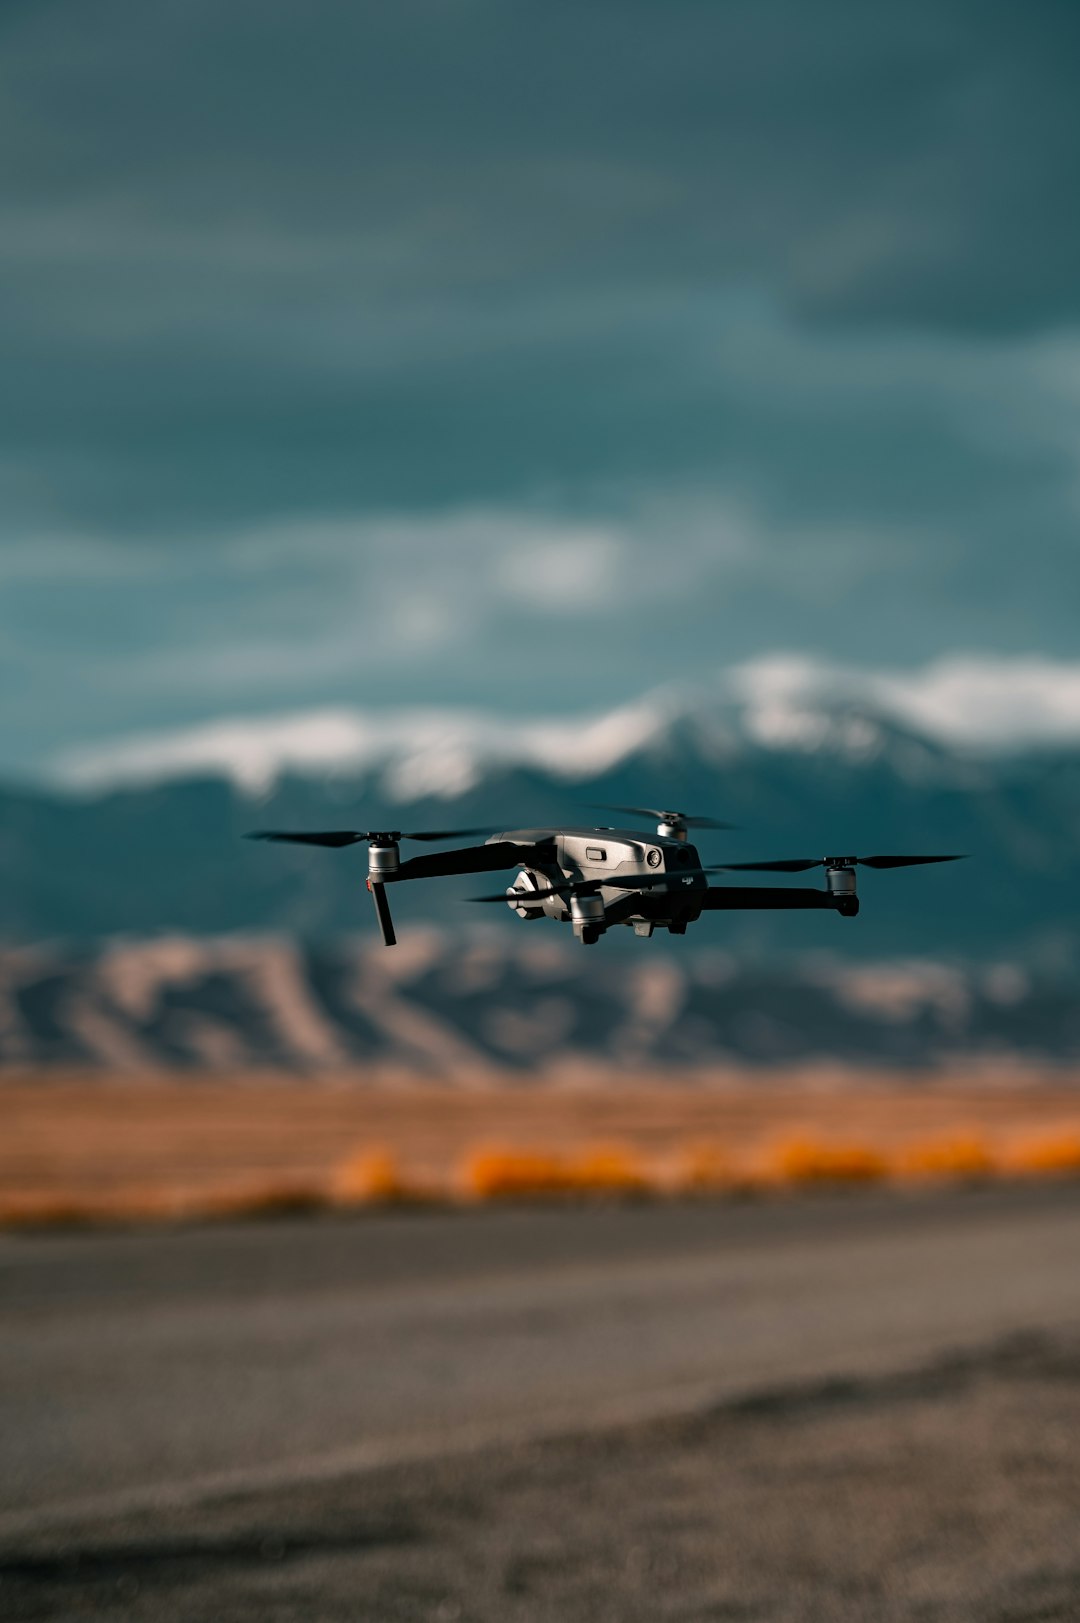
[{"xmin": 506, "ymin": 870, "xmax": 548, "ymax": 919}]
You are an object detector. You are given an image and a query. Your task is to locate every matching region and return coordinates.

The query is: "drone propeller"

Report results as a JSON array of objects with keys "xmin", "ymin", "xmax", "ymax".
[
  {"xmin": 592, "ymin": 804, "xmax": 736, "ymax": 831},
  {"xmin": 248, "ymin": 824, "xmax": 556, "ymax": 950},
  {"xmin": 246, "ymin": 826, "xmax": 504, "ymax": 847},
  {"xmin": 468, "ymin": 866, "xmax": 725, "ymax": 904},
  {"xmin": 722, "ymin": 853, "xmax": 968, "ymax": 873}
]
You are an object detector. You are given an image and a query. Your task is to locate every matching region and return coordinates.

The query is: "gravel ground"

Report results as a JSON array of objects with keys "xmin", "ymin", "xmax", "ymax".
[{"xmin": 5, "ymin": 1330, "xmax": 1080, "ymax": 1623}]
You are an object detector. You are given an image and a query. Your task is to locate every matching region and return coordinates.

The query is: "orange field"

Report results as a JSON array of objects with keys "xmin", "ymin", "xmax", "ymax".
[{"xmin": 3, "ymin": 1069, "xmax": 1080, "ymax": 1227}]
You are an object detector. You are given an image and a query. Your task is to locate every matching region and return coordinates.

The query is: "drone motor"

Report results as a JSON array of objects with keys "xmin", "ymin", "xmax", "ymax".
[
  {"xmin": 570, "ymin": 889, "xmax": 606, "ymax": 944},
  {"xmin": 594, "ymin": 804, "xmax": 736, "ymax": 843},
  {"xmin": 824, "ymin": 859, "xmax": 859, "ymax": 916},
  {"xmin": 367, "ymin": 839, "xmax": 401, "ymax": 881}
]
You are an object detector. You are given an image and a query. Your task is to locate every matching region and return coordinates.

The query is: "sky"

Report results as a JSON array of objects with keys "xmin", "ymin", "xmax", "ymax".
[{"xmin": 3, "ymin": 0, "xmax": 1080, "ymax": 779}]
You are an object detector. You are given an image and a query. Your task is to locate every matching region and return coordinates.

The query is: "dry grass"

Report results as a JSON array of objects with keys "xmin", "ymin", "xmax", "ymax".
[
  {"xmin": 898, "ymin": 1134, "xmax": 998, "ymax": 1182},
  {"xmin": 195, "ymin": 1179, "xmax": 328, "ymax": 1221},
  {"xmin": 0, "ymin": 1188, "xmax": 181, "ymax": 1231},
  {"xmin": 677, "ymin": 1140, "xmax": 743, "ymax": 1195},
  {"xmin": 464, "ymin": 1147, "xmax": 577, "ymax": 1200},
  {"xmin": 333, "ymin": 1147, "xmax": 437, "ymax": 1206},
  {"xmin": 463, "ymin": 1142, "xmax": 649, "ymax": 1200},
  {"xmin": 566, "ymin": 1142, "xmax": 650, "ymax": 1196},
  {"xmin": 1006, "ymin": 1131, "xmax": 1080, "ymax": 1178},
  {"xmin": 0, "ymin": 1180, "xmax": 329, "ymax": 1231},
  {"xmin": 4, "ymin": 1073, "xmax": 1080, "ymax": 1228},
  {"xmin": 765, "ymin": 1137, "xmax": 890, "ymax": 1186}
]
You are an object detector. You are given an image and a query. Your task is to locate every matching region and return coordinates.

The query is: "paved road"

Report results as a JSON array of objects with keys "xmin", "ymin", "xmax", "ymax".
[{"xmin": 4, "ymin": 1187, "xmax": 1080, "ymax": 1533}]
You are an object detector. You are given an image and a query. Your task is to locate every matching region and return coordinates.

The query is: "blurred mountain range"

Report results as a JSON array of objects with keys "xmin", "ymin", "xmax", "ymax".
[
  {"xmin": 3, "ymin": 691, "xmax": 1079, "ymax": 965},
  {"xmin": 2, "ymin": 934, "xmax": 1078, "ymax": 1074}
]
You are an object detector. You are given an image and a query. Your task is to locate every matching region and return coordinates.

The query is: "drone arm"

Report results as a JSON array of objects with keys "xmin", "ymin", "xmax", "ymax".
[
  {"xmin": 699, "ymin": 886, "xmax": 838, "ymax": 911},
  {"xmin": 394, "ymin": 840, "xmax": 556, "ymax": 883}
]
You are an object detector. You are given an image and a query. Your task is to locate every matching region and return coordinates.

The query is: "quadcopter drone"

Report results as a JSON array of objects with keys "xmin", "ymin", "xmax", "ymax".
[{"xmin": 247, "ymin": 806, "xmax": 965, "ymax": 947}]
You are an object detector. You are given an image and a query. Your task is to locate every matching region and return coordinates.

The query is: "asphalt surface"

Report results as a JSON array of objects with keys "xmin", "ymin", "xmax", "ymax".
[{"xmin": 4, "ymin": 1185, "xmax": 1080, "ymax": 1539}]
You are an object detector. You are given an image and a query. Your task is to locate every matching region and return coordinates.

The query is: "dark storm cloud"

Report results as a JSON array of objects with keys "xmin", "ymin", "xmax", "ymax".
[
  {"xmin": 5, "ymin": 2, "xmax": 1078, "ymax": 321},
  {"xmin": 1, "ymin": 0, "xmax": 1079, "ymax": 769},
  {"xmin": 3, "ymin": 0, "xmax": 1078, "ymax": 529}
]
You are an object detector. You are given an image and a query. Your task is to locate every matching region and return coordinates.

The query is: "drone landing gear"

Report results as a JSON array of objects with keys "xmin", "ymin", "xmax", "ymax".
[
  {"xmin": 579, "ymin": 925, "xmax": 601, "ymax": 946},
  {"xmin": 836, "ymin": 897, "xmax": 860, "ymax": 918},
  {"xmin": 366, "ymin": 878, "xmax": 398, "ymax": 946},
  {"xmin": 668, "ymin": 920, "xmax": 687, "ymax": 935}
]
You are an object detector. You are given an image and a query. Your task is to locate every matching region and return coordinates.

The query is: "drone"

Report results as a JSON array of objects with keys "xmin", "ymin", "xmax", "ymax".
[{"xmin": 247, "ymin": 805, "xmax": 965, "ymax": 948}]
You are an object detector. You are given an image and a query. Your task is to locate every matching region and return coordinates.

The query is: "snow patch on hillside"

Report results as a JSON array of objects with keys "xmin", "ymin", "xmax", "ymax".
[
  {"xmin": 735, "ymin": 654, "xmax": 1080, "ymax": 752},
  {"xmin": 47, "ymin": 654, "xmax": 1080, "ymax": 793}
]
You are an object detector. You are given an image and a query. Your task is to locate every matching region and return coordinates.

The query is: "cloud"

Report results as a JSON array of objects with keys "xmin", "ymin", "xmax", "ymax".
[
  {"xmin": 4, "ymin": 0, "xmax": 1079, "ymax": 336},
  {"xmin": 495, "ymin": 530, "xmax": 627, "ymax": 612},
  {"xmin": 3, "ymin": 2, "xmax": 1080, "ymax": 773}
]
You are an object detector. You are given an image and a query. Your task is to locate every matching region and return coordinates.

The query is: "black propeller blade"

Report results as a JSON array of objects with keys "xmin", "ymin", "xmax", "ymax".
[
  {"xmin": 857, "ymin": 854, "xmax": 968, "ymax": 870},
  {"xmin": 404, "ymin": 827, "xmax": 506, "ymax": 842},
  {"xmin": 592, "ymin": 804, "xmax": 736, "ymax": 830},
  {"xmin": 246, "ymin": 826, "xmax": 504, "ymax": 847},
  {"xmin": 247, "ymin": 830, "xmax": 366, "ymax": 847},
  {"xmin": 468, "ymin": 866, "xmax": 725, "ymax": 903},
  {"xmin": 396, "ymin": 840, "xmax": 555, "ymax": 882},
  {"xmin": 720, "ymin": 857, "xmax": 820, "ymax": 873},
  {"xmin": 469, "ymin": 885, "xmax": 568, "ymax": 905},
  {"xmin": 723, "ymin": 854, "xmax": 968, "ymax": 873}
]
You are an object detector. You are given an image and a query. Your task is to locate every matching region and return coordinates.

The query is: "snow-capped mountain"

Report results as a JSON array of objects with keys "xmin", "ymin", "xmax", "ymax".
[
  {"xmin": 46, "ymin": 654, "xmax": 1080, "ymax": 797},
  {"xmin": 2, "ymin": 677, "xmax": 1080, "ymax": 964}
]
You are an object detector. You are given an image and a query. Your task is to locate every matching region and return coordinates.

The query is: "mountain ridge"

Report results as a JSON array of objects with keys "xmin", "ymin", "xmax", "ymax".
[
  {"xmin": 2, "ymin": 694, "xmax": 1079, "ymax": 961},
  {"xmin": 45, "ymin": 658, "xmax": 1080, "ymax": 796},
  {"xmin": 3, "ymin": 933, "xmax": 1079, "ymax": 1075}
]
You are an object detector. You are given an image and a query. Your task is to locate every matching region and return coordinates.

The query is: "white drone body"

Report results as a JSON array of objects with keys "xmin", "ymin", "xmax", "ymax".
[{"xmin": 496, "ymin": 825, "xmax": 709, "ymax": 943}]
